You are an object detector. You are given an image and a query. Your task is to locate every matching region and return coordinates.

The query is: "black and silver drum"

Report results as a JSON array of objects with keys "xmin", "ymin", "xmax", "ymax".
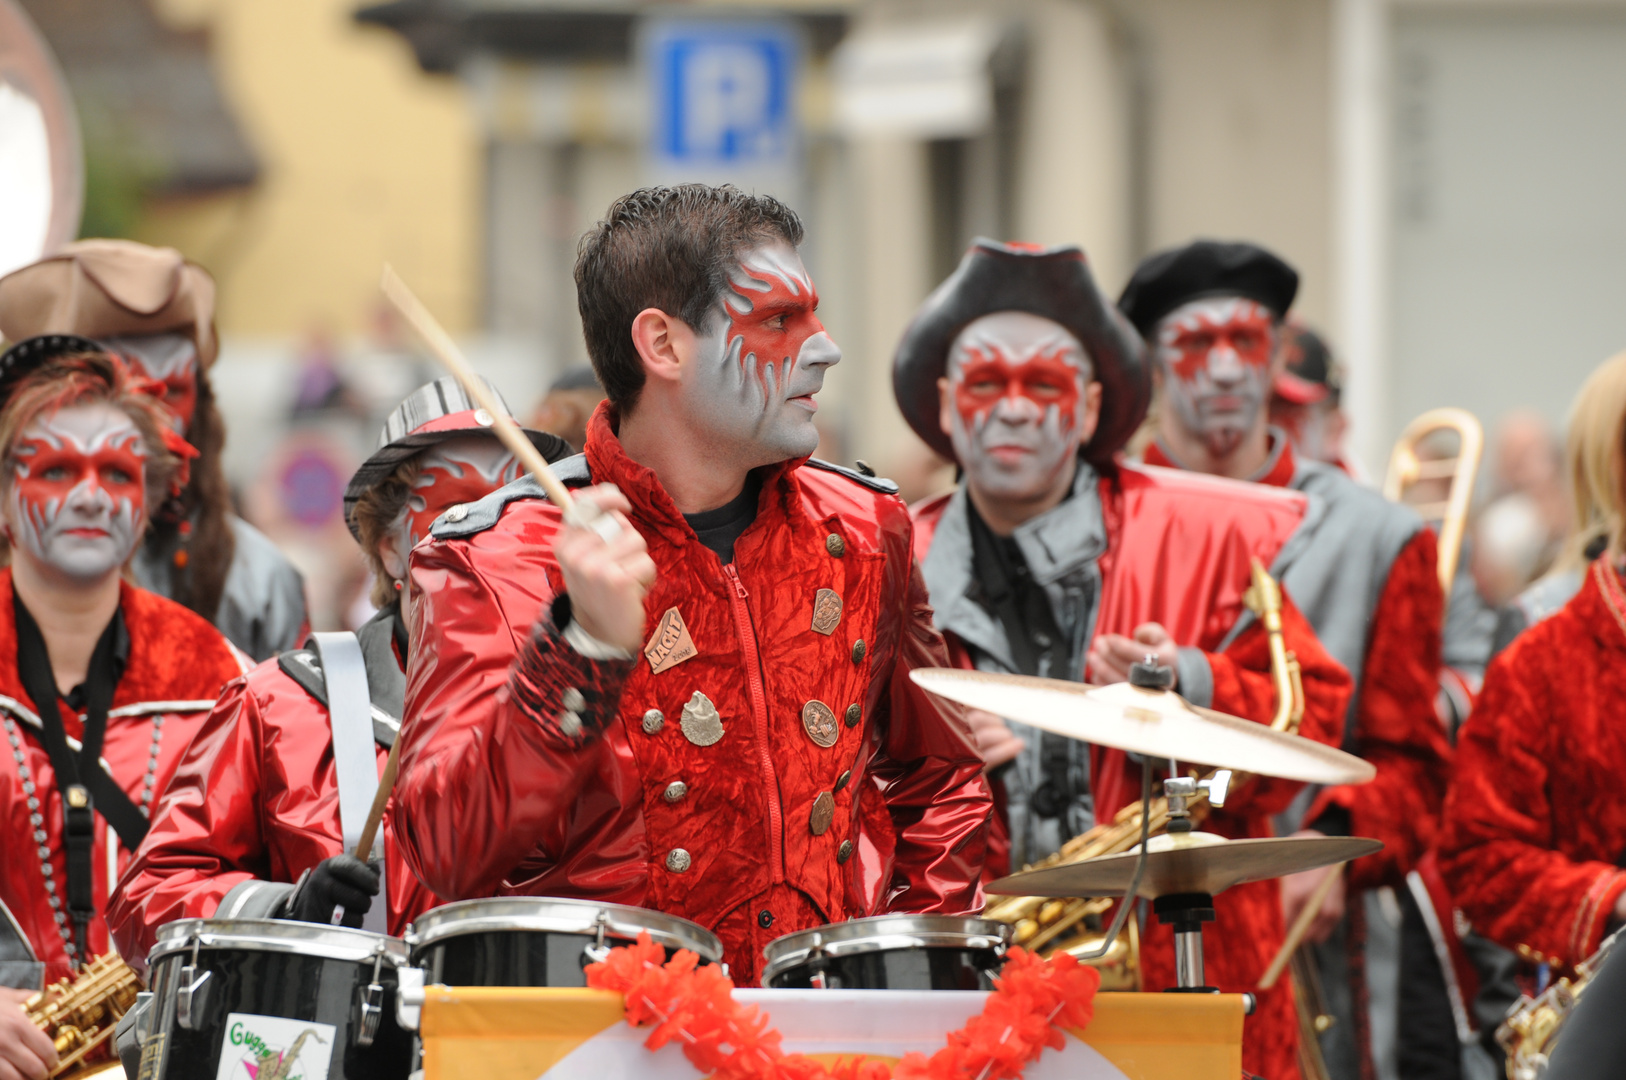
[
  {"xmin": 137, "ymin": 919, "xmax": 413, "ymax": 1080},
  {"xmin": 761, "ymin": 915, "xmax": 1012, "ymax": 990},
  {"xmin": 406, "ymin": 898, "xmax": 724, "ymax": 987}
]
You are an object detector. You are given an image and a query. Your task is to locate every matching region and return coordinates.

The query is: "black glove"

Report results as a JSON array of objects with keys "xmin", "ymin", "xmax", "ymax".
[{"xmin": 283, "ymin": 855, "xmax": 380, "ymax": 928}]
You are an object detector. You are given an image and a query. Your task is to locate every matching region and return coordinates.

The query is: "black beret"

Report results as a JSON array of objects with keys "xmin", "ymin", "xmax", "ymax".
[
  {"xmin": 892, "ymin": 239, "xmax": 1149, "ymax": 468},
  {"xmin": 1117, "ymin": 240, "xmax": 1299, "ymax": 339}
]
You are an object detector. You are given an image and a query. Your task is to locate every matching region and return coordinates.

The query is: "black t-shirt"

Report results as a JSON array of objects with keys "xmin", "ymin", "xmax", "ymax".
[
  {"xmin": 683, "ymin": 471, "xmax": 764, "ymax": 565},
  {"xmin": 966, "ymin": 497, "xmax": 1066, "ymax": 678}
]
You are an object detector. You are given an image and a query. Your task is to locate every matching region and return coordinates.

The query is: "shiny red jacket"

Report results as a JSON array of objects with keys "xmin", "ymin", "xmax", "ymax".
[
  {"xmin": 1440, "ymin": 560, "xmax": 1626, "ymax": 970},
  {"xmin": 0, "ymin": 572, "xmax": 245, "ymax": 985},
  {"xmin": 108, "ymin": 652, "xmax": 440, "ymax": 965},
  {"xmin": 392, "ymin": 408, "xmax": 992, "ymax": 985},
  {"xmin": 913, "ymin": 462, "xmax": 1353, "ymax": 1080}
]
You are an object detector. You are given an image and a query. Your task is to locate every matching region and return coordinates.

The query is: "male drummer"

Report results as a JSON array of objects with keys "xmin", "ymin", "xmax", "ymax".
[
  {"xmin": 894, "ymin": 239, "xmax": 1352, "ymax": 1080},
  {"xmin": 388, "ymin": 184, "xmax": 991, "ymax": 986},
  {"xmin": 1123, "ymin": 240, "xmax": 1452, "ymax": 1080}
]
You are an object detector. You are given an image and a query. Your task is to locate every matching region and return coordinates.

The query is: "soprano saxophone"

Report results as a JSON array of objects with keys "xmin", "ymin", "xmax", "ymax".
[
  {"xmin": 25, "ymin": 951, "xmax": 141, "ymax": 1079},
  {"xmin": 984, "ymin": 558, "xmax": 1305, "ymax": 990}
]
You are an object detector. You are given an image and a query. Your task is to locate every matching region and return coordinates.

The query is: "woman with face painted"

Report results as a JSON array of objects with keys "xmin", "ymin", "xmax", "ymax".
[
  {"xmin": 388, "ymin": 185, "xmax": 992, "ymax": 987},
  {"xmin": 1123, "ymin": 241, "xmax": 1453, "ymax": 1080},
  {"xmin": 107, "ymin": 378, "xmax": 567, "ymax": 965},
  {"xmin": 0, "ymin": 350, "xmax": 245, "ymax": 1036},
  {"xmin": 0, "ymin": 240, "xmax": 308, "ymax": 662}
]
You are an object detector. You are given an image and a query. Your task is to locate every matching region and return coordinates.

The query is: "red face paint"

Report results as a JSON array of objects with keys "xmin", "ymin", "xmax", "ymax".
[
  {"xmin": 722, "ymin": 246, "xmax": 828, "ymax": 400},
  {"xmin": 106, "ymin": 334, "xmax": 198, "ymax": 433},
  {"xmin": 401, "ymin": 436, "xmax": 522, "ymax": 549},
  {"xmin": 1159, "ymin": 300, "xmax": 1275, "ymax": 382},
  {"xmin": 952, "ymin": 343, "xmax": 1084, "ymax": 434}
]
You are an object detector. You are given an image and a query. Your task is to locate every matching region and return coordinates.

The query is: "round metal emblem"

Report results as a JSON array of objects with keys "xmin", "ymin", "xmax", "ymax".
[
  {"xmin": 801, "ymin": 700, "xmax": 839, "ymax": 748},
  {"xmin": 809, "ymin": 792, "xmax": 835, "ymax": 836},
  {"xmin": 665, "ymin": 849, "xmax": 691, "ymax": 873},
  {"xmin": 642, "ymin": 709, "xmax": 665, "ymax": 735},
  {"xmin": 680, "ymin": 692, "xmax": 724, "ymax": 747},
  {"xmin": 825, "ymin": 533, "xmax": 846, "ymax": 557},
  {"xmin": 663, "ymin": 781, "xmax": 688, "ymax": 803}
]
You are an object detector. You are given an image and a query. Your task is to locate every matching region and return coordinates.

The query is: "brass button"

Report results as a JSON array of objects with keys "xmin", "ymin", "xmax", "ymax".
[
  {"xmin": 810, "ymin": 791, "xmax": 835, "ymax": 835},
  {"xmin": 665, "ymin": 849, "xmax": 691, "ymax": 873},
  {"xmin": 642, "ymin": 709, "xmax": 665, "ymax": 735},
  {"xmin": 837, "ymin": 840, "xmax": 854, "ymax": 864},
  {"xmin": 663, "ymin": 781, "xmax": 688, "ymax": 803},
  {"xmin": 844, "ymin": 703, "xmax": 860, "ymax": 728},
  {"xmin": 851, "ymin": 639, "xmax": 866, "ymax": 663},
  {"xmin": 826, "ymin": 533, "xmax": 846, "ymax": 557},
  {"xmin": 834, "ymin": 770, "xmax": 851, "ymax": 793}
]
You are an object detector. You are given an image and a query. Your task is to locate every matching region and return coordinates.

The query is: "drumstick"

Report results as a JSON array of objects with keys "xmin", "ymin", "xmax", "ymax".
[
  {"xmin": 352, "ymin": 737, "xmax": 400, "ymax": 861},
  {"xmin": 1259, "ymin": 862, "xmax": 1344, "ymax": 989},
  {"xmin": 380, "ymin": 264, "xmax": 582, "ymax": 516}
]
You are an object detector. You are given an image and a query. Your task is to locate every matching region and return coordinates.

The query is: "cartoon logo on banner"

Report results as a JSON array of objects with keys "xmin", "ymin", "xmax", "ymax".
[{"xmin": 214, "ymin": 1014, "xmax": 335, "ymax": 1080}]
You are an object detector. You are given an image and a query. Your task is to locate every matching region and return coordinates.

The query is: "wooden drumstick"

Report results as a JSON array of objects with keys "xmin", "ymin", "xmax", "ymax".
[
  {"xmin": 352, "ymin": 738, "xmax": 399, "ymax": 861},
  {"xmin": 1259, "ymin": 862, "xmax": 1344, "ymax": 990},
  {"xmin": 380, "ymin": 264, "xmax": 588, "ymax": 519}
]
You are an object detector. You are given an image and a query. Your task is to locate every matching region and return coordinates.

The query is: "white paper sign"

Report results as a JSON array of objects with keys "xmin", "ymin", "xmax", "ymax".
[{"xmin": 214, "ymin": 1013, "xmax": 336, "ymax": 1080}]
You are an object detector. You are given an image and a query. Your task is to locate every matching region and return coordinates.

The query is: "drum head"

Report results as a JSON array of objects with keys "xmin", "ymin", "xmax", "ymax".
[{"xmin": 761, "ymin": 915, "xmax": 1012, "ymax": 990}]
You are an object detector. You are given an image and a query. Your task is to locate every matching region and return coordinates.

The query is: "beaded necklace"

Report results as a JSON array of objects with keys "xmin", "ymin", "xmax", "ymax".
[{"xmin": 2, "ymin": 708, "xmax": 162, "ymax": 963}]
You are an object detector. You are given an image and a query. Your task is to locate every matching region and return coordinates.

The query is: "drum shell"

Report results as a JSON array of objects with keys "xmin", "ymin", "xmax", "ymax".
[
  {"xmin": 761, "ymin": 915, "xmax": 1012, "ymax": 991},
  {"xmin": 407, "ymin": 898, "xmax": 723, "ymax": 988},
  {"xmin": 142, "ymin": 920, "xmax": 412, "ymax": 1080}
]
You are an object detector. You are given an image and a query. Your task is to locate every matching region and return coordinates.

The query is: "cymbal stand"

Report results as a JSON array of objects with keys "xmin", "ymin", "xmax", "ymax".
[{"xmin": 1150, "ymin": 771, "xmax": 1230, "ymax": 993}]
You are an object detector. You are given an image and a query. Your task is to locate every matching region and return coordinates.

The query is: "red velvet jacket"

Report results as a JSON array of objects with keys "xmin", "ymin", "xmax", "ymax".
[
  {"xmin": 1440, "ymin": 560, "xmax": 1626, "ymax": 970},
  {"xmin": 392, "ymin": 408, "xmax": 992, "ymax": 985},
  {"xmin": 913, "ymin": 462, "xmax": 1353, "ymax": 1080},
  {"xmin": 0, "ymin": 571, "xmax": 244, "ymax": 984},
  {"xmin": 108, "ymin": 656, "xmax": 440, "ymax": 964},
  {"xmin": 1147, "ymin": 440, "xmax": 1452, "ymax": 890}
]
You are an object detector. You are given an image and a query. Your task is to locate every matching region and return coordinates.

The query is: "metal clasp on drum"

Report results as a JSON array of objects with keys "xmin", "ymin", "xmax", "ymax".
[
  {"xmin": 807, "ymin": 934, "xmax": 829, "ymax": 990},
  {"xmin": 582, "ymin": 910, "xmax": 613, "ymax": 967},
  {"xmin": 177, "ymin": 935, "xmax": 212, "ymax": 1030},
  {"xmin": 355, "ymin": 940, "xmax": 387, "ymax": 1048}
]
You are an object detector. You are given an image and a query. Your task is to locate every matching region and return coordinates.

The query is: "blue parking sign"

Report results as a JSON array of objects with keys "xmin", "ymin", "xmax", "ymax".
[{"xmin": 643, "ymin": 19, "xmax": 802, "ymax": 173}]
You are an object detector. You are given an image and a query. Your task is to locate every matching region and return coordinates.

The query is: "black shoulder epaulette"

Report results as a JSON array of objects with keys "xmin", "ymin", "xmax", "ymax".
[
  {"xmin": 275, "ymin": 648, "xmax": 400, "ymax": 748},
  {"xmin": 803, "ymin": 458, "xmax": 900, "ymax": 495},
  {"xmin": 430, "ymin": 453, "xmax": 592, "ymax": 539}
]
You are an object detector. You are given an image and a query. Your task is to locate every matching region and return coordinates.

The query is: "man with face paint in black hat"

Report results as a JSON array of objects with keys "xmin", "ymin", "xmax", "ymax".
[
  {"xmin": 1124, "ymin": 240, "xmax": 1453, "ymax": 1080},
  {"xmin": 896, "ymin": 239, "xmax": 1354, "ymax": 1080}
]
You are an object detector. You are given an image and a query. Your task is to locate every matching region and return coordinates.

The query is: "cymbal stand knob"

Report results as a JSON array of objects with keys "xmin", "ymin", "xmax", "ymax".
[
  {"xmin": 1163, "ymin": 777, "xmax": 1197, "ymax": 834},
  {"xmin": 1128, "ymin": 656, "xmax": 1175, "ymax": 690},
  {"xmin": 1152, "ymin": 893, "xmax": 1218, "ymax": 993}
]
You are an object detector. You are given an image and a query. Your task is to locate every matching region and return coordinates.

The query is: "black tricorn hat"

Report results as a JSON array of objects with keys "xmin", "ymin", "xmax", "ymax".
[
  {"xmin": 1117, "ymin": 240, "xmax": 1299, "ymax": 340},
  {"xmin": 892, "ymin": 240, "xmax": 1149, "ymax": 467}
]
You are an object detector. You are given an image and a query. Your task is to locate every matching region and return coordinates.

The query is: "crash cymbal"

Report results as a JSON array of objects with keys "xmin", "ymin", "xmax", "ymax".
[
  {"xmin": 988, "ymin": 834, "xmax": 1383, "ymax": 900},
  {"xmin": 910, "ymin": 668, "xmax": 1374, "ymax": 786}
]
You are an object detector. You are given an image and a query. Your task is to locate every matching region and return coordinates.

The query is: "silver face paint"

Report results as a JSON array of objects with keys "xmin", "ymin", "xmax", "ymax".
[
  {"xmin": 8, "ymin": 403, "xmax": 148, "ymax": 582},
  {"xmin": 685, "ymin": 241, "xmax": 841, "ymax": 467},
  {"xmin": 945, "ymin": 312, "xmax": 1092, "ymax": 504},
  {"xmin": 1154, "ymin": 296, "xmax": 1277, "ymax": 459}
]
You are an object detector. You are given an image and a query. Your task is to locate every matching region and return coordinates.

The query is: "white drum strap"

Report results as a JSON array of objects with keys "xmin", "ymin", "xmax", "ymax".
[{"xmin": 310, "ymin": 631, "xmax": 388, "ymax": 935}]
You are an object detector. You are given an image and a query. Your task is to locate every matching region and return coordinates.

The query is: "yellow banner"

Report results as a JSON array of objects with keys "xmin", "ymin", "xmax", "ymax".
[{"xmin": 420, "ymin": 988, "xmax": 1243, "ymax": 1080}]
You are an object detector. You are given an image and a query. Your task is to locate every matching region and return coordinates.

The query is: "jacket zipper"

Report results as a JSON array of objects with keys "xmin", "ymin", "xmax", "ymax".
[{"xmin": 724, "ymin": 563, "xmax": 784, "ymax": 883}]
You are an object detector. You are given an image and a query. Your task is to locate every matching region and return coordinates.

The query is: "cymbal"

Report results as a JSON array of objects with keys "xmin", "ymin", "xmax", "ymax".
[
  {"xmin": 988, "ymin": 834, "xmax": 1384, "ymax": 900},
  {"xmin": 910, "ymin": 668, "xmax": 1374, "ymax": 786}
]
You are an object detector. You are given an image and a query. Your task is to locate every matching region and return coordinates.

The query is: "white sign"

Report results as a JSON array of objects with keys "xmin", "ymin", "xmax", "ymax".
[{"xmin": 214, "ymin": 1013, "xmax": 335, "ymax": 1080}]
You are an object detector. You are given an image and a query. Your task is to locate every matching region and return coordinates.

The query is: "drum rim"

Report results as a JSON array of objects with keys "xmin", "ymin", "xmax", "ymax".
[
  {"xmin": 406, "ymin": 897, "xmax": 723, "ymax": 961},
  {"xmin": 148, "ymin": 918, "xmax": 410, "ymax": 966},
  {"xmin": 760, "ymin": 915, "xmax": 1011, "ymax": 983}
]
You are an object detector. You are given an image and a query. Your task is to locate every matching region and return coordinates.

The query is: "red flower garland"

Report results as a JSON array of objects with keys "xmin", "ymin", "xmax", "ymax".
[{"xmin": 585, "ymin": 934, "xmax": 1101, "ymax": 1080}]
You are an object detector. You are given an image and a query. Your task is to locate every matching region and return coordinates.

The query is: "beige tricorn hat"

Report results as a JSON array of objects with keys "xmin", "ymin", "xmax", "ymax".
[{"xmin": 0, "ymin": 239, "xmax": 218, "ymax": 368}]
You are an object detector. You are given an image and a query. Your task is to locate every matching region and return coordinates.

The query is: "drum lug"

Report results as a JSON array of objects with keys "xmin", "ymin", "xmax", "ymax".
[
  {"xmin": 177, "ymin": 937, "xmax": 211, "ymax": 1030},
  {"xmin": 356, "ymin": 946, "xmax": 387, "ymax": 1048},
  {"xmin": 395, "ymin": 967, "xmax": 425, "ymax": 1031},
  {"xmin": 807, "ymin": 934, "xmax": 829, "ymax": 990},
  {"xmin": 581, "ymin": 910, "xmax": 613, "ymax": 967}
]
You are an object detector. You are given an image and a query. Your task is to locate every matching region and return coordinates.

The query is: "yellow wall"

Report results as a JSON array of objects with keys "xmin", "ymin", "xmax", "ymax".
[{"xmin": 139, "ymin": 0, "xmax": 480, "ymax": 336}]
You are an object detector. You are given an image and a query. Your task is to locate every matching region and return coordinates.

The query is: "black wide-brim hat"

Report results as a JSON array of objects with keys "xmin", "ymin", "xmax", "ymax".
[
  {"xmin": 892, "ymin": 239, "xmax": 1149, "ymax": 467},
  {"xmin": 343, "ymin": 375, "xmax": 570, "ymax": 539},
  {"xmin": 1117, "ymin": 240, "xmax": 1299, "ymax": 340}
]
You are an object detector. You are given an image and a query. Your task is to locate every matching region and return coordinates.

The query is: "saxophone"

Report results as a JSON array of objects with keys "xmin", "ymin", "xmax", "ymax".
[
  {"xmin": 1497, "ymin": 930, "xmax": 1619, "ymax": 1080},
  {"xmin": 25, "ymin": 952, "xmax": 142, "ymax": 1079},
  {"xmin": 984, "ymin": 558, "xmax": 1305, "ymax": 990}
]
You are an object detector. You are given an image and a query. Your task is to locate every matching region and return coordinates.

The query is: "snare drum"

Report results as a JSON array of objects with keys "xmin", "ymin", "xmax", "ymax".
[
  {"xmin": 761, "ymin": 915, "xmax": 1012, "ymax": 990},
  {"xmin": 137, "ymin": 919, "xmax": 413, "ymax": 1080},
  {"xmin": 407, "ymin": 898, "xmax": 724, "ymax": 986}
]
